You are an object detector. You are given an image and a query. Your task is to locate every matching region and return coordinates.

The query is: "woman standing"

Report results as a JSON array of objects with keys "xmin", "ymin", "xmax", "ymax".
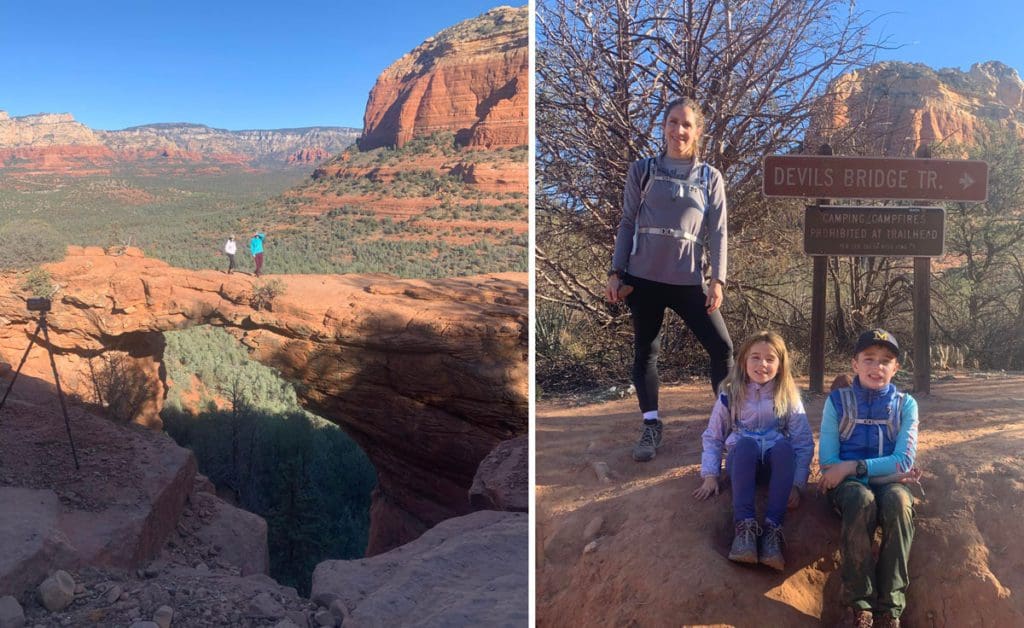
[{"xmin": 605, "ymin": 98, "xmax": 734, "ymax": 462}]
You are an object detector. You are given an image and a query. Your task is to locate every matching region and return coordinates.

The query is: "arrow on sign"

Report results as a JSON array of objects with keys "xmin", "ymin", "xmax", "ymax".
[{"xmin": 960, "ymin": 173, "xmax": 975, "ymax": 190}]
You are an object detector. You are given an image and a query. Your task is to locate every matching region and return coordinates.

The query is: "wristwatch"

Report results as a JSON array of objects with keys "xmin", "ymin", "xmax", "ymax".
[{"xmin": 855, "ymin": 460, "xmax": 868, "ymax": 478}]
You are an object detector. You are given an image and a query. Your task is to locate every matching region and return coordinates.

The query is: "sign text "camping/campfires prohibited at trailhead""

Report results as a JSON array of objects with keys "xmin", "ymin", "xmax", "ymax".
[{"xmin": 763, "ymin": 155, "xmax": 988, "ymax": 202}]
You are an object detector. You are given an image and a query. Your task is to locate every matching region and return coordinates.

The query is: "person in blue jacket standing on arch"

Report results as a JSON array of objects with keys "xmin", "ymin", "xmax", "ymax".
[{"xmin": 250, "ymin": 232, "xmax": 265, "ymax": 277}]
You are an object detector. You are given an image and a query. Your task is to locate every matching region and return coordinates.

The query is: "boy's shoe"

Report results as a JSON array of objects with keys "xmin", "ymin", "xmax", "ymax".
[
  {"xmin": 727, "ymin": 518, "xmax": 761, "ymax": 564},
  {"xmin": 874, "ymin": 614, "xmax": 899, "ymax": 628},
  {"xmin": 632, "ymin": 419, "xmax": 663, "ymax": 462},
  {"xmin": 759, "ymin": 521, "xmax": 785, "ymax": 571},
  {"xmin": 842, "ymin": 608, "xmax": 874, "ymax": 628}
]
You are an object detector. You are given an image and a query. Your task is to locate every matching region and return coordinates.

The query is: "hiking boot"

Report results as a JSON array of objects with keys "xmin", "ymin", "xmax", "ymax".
[
  {"xmin": 842, "ymin": 608, "xmax": 874, "ymax": 628},
  {"xmin": 874, "ymin": 614, "xmax": 899, "ymax": 628},
  {"xmin": 759, "ymin": 520, "xmax": 785, "ymax": 571},
  {"xmin": 727, "ymin": 518, "xmax": 760, "ymax": 564},
  {"xmin": 632, "ymin": 419, "xmax": 663, "ymax": 462}
]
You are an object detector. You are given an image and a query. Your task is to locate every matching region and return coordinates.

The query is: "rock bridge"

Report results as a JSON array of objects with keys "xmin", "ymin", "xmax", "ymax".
[{"xmin": 0, "ymin": 247, "xmax": 527, "ymax": 553}]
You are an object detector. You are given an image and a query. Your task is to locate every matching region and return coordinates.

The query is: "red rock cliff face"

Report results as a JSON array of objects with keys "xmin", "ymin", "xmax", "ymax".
[
  {"xmin": 808, "ymin": 61, "xmax": 1024, "ymax": 157},
  {"xmin": 0, "ymin": 248, "xmax": 527, "ymax": 555},
  {"xmin": 359, "ymin": 6, "xmax": 527, "ymax": 150}
]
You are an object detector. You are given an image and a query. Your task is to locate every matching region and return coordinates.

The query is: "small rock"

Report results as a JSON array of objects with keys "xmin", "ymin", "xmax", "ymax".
[
  {"xmin": 328, "ymin": 599, "xmax": 348, "ymax": 623},
  {"xmin": 592, "ymin": 461, "xmax": 612, "ymax": 483},
  {"xmin": 153, "ymin": 605, "xmax": 173, "ymax": 628},
  {"xmin": 272, "ymin": 621, "xmax": 300, "ymax": 628},
  {"xmin": 129, "ymin": 622, "xmax": 159, "ymax": 628},
  {"xmin": 583, "ymin": 540, "xmax": 599, "ymax": 554},
  {"xmin": 144, "ymin": 567, "xmax": 160, "ymax": 579},
  {"xmin": 38, "ymin": 570, "xmax": 76, "ymax": 612},
  {"xmin": 314, "ymin": 609, "xmax": 336, "ymax": 626},
  {"xmin": 194, "ymin": 562, "xmax": 209, "ymax": 572},
  {"xmin": 0, "ymin": 595, "xmax": 26, "ymax": 628},
  {"xmin": 104, "ymin": 584, "xmax": 123, "ymax": 605},
  {"xmin": 74, "ymin": 584, "xmax": 85, "ymax": 595},
  {"xmin": 582, "ymin": 516, "xmax": 604, "ymax": 542},
  {"xmin": 248, "ymin": 592, "xmax": 285, "ymax": 619},
  {"xmin": 286, "ymin": 610, "xmax": 310, "ymax": 627}
]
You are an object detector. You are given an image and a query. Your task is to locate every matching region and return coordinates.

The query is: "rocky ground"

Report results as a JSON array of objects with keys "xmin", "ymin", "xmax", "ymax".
[
  {"xmin": 0, "ymin": 380, "xmax": 319, "ymax": 627},
  {"xmin": 0, "ymin": 373, "xmax": 528, "ymax": 627},
  {"xmin": 536, "ymin": 372, "xmax": 1024, "ymax": 627}
]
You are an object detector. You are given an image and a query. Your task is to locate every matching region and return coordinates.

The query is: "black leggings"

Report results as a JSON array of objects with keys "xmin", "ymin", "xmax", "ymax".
[{"xmin": 625, "ymin": 275, "xmax": 734, "ymax": 412}]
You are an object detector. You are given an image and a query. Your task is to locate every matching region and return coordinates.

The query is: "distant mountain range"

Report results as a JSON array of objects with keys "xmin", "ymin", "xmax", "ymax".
[{"xmin": 0, "ymin": 111, "xmax": 361, "ymax": 173}]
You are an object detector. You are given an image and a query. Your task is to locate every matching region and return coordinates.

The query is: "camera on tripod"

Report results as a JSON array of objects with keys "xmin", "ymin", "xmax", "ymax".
[
  {"xmin": 1, "ymin": 293, "xmax": 78, "ymax": 469},
  {"xmin": 27, "ymin": 297, "xmax": 52, "ymax": 312}
]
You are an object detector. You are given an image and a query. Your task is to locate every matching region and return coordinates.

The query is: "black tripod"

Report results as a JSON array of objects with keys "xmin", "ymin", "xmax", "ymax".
[{"xmin": 0, "ymin": 310, "xmax": 80, "ymax": 469}]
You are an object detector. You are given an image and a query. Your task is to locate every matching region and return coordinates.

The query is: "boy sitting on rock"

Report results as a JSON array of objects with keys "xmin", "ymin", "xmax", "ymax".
[{"xmin": 818, "ymin": 329, "xmax": 920, "ymax": 628}]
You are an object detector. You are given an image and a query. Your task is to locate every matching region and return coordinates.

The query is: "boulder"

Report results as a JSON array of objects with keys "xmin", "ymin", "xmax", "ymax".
[
  {"xmin": 469, "ymin": 435, "xmax": 528, "ymax": 512},
  {"xmin": 311, "ymin": 510, "xmax": 527, "ymax": 627}
]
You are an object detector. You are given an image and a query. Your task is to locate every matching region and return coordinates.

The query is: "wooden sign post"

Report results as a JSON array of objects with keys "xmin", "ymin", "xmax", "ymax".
[{"xmin": 763, "ymin": 149, "xmax": 988, "ymax": 394}]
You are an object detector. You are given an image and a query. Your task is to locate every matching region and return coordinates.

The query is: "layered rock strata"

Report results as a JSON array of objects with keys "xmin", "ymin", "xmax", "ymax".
[
  {"xmin": 808, "ymin": 60, "xmax": 1024, "ymax": 156},
  {"xmin": 0, "ymin": 111, "xmax": 359, "ymax": 171},
  {"xmin": 0, "ymin": 248, "xmax": 528, "ymax": 554},
  {"xmin": 359, "ymin": 6, "xmax": 527, "ymax": 150}
]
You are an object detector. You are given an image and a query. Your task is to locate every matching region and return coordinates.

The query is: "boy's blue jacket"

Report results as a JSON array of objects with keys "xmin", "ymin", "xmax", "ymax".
[{"xmin": 819, "ymin": 377, "xmax": 919, "ymax": 484}]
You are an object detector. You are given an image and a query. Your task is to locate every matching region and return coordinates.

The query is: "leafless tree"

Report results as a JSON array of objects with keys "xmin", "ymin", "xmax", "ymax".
[{"xmin": 536, "ymin": 0, "xmax": 883, "ymax": 387}]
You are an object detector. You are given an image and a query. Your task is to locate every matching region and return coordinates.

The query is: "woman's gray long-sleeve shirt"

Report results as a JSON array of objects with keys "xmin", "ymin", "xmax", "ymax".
[{"xmin": 610, "ymin": 155, "xmax": 727, "ymax": 285}]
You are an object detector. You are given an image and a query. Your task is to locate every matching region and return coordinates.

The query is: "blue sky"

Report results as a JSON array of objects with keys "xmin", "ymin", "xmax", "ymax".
[
  {"xmin": 0, "ymin": 0, "xmax": 515, "ymax": 130},
  {"xmin": 857, "ymin": 0, "xmax": 1024, "ymax": 73}
]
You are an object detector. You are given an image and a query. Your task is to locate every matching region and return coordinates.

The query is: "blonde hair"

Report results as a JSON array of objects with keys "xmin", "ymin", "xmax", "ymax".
[{"xmin": 719, "ymin": 331, "xmax": 802, "ymax": 427}]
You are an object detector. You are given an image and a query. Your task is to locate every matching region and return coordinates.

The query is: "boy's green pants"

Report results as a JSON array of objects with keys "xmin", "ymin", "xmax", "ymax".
[{"xmin": 831, "ymin": 479, "xmax": 915, "ymax": 618}]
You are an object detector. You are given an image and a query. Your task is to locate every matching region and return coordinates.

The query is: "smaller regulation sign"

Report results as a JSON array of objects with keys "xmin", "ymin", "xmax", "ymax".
[{"xmin": 804, "ymin": 206, "xmax": 946, "ymax": 257}]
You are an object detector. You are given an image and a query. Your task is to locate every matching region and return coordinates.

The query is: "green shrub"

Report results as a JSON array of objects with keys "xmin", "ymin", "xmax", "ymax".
[
  {"xmin": 0, "ymin": 219, "xmax": 66, "ymax": 269},
  {"xmin": 20, "ymin": 268, "xmax": 56, "ymax": 298},
  {"xmin": 250, "ymin": 279, "xmax": 286, "ymax": 311}
]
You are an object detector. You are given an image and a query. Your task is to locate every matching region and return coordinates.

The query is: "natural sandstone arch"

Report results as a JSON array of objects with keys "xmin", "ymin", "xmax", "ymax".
[{"xmin": 0, "ymin": 247, "xmax": 527, "ymax": 554}]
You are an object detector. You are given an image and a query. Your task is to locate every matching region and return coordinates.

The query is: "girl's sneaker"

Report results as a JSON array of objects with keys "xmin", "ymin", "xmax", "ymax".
[
  {"xmin": 727, "ymin": 518, "xmax": 760, "ymax": 564},
  {"xmin": 759, "ymin": 520, "xmax": 785, "ymax": 571}
]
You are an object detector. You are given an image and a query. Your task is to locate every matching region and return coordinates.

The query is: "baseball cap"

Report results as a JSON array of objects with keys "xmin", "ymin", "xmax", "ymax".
[{"xmin": 854, "ymin": 329, "xmax": 900, "ymax": 358}]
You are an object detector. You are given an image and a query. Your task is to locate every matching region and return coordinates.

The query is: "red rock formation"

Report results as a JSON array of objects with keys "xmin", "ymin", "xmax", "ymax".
[
  {"xmin": 0, "ymin": 111, "xmax": 359, "ymax": 173},
  {"xmin": 0, "ymin": 248, "xmax": 527, "ymax": 554},
  {"xmin": 312, "ymin": 510, "xmax": 527, "ymax": 626},
  {"xmin": 359, "ymin": 6, "xmax": 527, "ymax": 150},
  {"xmin": 808, "ymin": 61, "xmax": 1024, "ymax": 157},
  {"xmin": 0, "ymin": 145, "xmax": 117, "ymax": 174},
  {"xmin": 286, "ymin": 147, "xmax": 332, "ymax": 164},
  {"xmin": 450, "ymin": 160, "xmax": 529, "ymax": 194}
]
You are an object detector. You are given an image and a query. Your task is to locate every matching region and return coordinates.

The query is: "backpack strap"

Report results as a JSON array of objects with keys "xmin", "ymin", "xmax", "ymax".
[
  {"xmin": 632, "ymin": 157, "xmax": 712, "ymax": 256},
  {"xmin": 837, "ymin": 387, "xmax": 859, "ymax": 441},
  {"xmin": 723, "ymin": 390, "xmax": 789, "ymax": 438},
  {"xmin": 888, "ymin": 392, "xmax": 905, "ymax": 441},
  {"xmin": 699, "ymin": 162, "xmax": 712, "ymax": 275},
  {"xmin": 631, "ymin": 157, "xmax": 658, "ymax": 255},
  {"xmin": 838, "ymin": 386, "xmax": 904, "ymax": 444}
]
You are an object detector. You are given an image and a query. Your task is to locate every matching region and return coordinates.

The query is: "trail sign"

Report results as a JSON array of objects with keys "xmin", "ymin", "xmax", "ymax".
[
  {"xmin": 804, "ymin": 205, "xmax": 945, "ymax": 257},
  {"xmin": 763, "ymin": 155, "xmax": 988, "ymax": 202}
]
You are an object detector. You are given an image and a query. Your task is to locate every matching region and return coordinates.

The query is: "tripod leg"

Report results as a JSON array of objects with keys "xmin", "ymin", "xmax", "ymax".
[
  {"xmin": 40, "ymin": 318, "xmax": 80, "ymax": 470},
  {"xmin": 0, "ymin": 319, "xmax": 43, "ymax": 414}
]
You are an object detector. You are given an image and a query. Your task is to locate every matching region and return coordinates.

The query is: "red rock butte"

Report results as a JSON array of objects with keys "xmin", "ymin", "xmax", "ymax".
[
  {"xmin": 807, "ymin": 60, "xmax": 1024, "ymax": 157},
  {"xmin": 0, "ymin": 247, "xmax": 527, "ymax": 555},
  {"xmin": 358, "ymin": 6, "xmax": 528, "ymax": 150}
]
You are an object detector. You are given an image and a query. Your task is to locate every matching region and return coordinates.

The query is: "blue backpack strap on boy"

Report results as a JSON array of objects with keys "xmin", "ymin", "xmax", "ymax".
[
  {"xmin": 631, "ymin": 157, "xmax": 712, "ymax": 256},
  {"xmin": 836, "ymin": 387, "xmax": 905, "ymax": 445}
]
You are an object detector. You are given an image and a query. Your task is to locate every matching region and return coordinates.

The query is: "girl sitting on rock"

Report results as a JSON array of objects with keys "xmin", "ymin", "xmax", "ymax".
[{"xmin": 692, "ymin": 330, "xmax": 813, "ymax": 571}]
